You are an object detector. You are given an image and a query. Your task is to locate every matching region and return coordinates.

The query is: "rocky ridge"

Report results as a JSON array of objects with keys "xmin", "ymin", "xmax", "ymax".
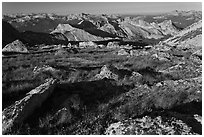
[{"xmin": 3, "ymin": 10, "xmax": 201, "ymax": 44}]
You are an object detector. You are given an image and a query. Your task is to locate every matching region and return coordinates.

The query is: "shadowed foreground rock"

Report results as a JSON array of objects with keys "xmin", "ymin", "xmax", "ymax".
[
  {"xmin": 102, "ymin": 76, "xmax": 202, "ymax": 135},
  {"xmin": 2, "ymin": 78, "xmax": 57, "ymax": 134},
  {"xmin": 153, "ymin": 76, "xmax": 201, "ymax": 109},
  {"xmin": 48, "ymin": 94, "xmax": 82, "ymax": 126},
  {"xmin": 105, "ymin": 76, "xmax": 201, "ymax": 121}
]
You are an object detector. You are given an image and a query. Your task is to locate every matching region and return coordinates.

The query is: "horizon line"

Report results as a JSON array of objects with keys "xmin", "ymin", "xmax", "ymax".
[{"xmin": 3, "ymin": 9, "xmax": 202, "ymax": 16}]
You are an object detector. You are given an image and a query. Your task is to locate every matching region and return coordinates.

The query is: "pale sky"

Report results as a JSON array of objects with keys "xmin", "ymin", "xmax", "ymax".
[{"xmin": 2, "ymin": 2, "xmax": 202, "ymax": 15}]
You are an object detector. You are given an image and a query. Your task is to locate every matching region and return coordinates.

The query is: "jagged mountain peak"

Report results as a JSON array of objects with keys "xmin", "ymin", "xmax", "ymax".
[
  {"xmin": 157, "ymin": 20, "xmax": 179, "ymax": 35},
  {"xmin": 3, "ymin": 11, "xmax": 202, "ymax": 42},
  {"xmin": 51, "ymin": 23, "xmax": 106, "ymax": 41},
  {"xmin": 159, "ymin": 20, "xmax": 172, "ymax": 24},
  {"xmin": 51, "ymin": 24, "xmax": 75, "ymax": 34}
]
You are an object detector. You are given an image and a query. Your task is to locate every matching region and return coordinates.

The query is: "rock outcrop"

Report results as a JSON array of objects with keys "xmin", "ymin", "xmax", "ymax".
[
  {"xmin": 130, "ymin": 49, "xmax": 150, "ymax": 57},
  {"xmin": 103, "ymin": 76, "xmax": 201, "ymax": 121},
  {"xmin": 94, "ymin": 65, "xmax": 119, "ymax": 81},
  {"xmin": 103, "ymin": 76, "xmax": 202, "ymax": 135},
  {"xmin": 153, "ymin": 77, "xmax": 201, "ymax": 109},
  {"xmin": 79, "ymin": 41, "xmax": 97, "ymax": 48},
  {"xmin": 105, "ymin": 115, "xmax": 197, "ymax": 135},
  {"xmin": 33, "ymin": 65, "xmax": 63, "ymax": 80},
  {"xmin": 117, "ymin": 49, "xmax": 129, "ymax": 56},
  {"xmin": 107, "ymin": 41, "xmax": 120, "ymax": 49},
  {"xmin": 2, "ymin": 78, "xmax": 57, "ymax": 134},
  {"xmin": 2, "ymin": 40, "xmax": 29, "ymax": 53}
]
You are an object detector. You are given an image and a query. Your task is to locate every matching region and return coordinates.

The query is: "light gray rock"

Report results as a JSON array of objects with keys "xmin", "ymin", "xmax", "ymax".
[
  {"xmin": 94, "ymin": 65, "xmax": 119, "ymax": 81},
  {"xmin": 79, "ymin": 41, "xmax": 97, "ymax": 49},
  {"xmin": 151, "ymin": 52, "xmax": 170, "ymax": 61},
  {"xmin": 2, "ymin": 40, "xmax": 29, "ymax": 53},
  {"xmin": 117, "ymin": 49, "xmax": 129, "ymax": 56},
  {"xmin": 130, "ymin": 50, "xmax": 150, "ymax": 56},
  {"xmin": 107, "ymin": 42, "xmax": 119, "ymax": 49},
  {"xmin": 2, "ymin": 78, "xmax": 57, "ymax": 134},
  {"xmin": 33, "ymin": 65, "xmax": 63, "ymax": 80},
  {"xmin": 105, "ymin": 116, "xmax": 196, "ymax": 135}
]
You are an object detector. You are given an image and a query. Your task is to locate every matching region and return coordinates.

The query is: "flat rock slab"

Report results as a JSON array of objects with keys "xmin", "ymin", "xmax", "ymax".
[{"xmin": 2, "ymin": 78, "xmax": 57, "ymax": 134}]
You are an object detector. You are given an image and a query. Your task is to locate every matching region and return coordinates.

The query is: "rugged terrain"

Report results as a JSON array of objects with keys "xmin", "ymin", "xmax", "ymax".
[
  {"xmin": 2, "ymin": 10, "xmax": 202, "ymax": 135},
  {"xmin": 2, "ymin": 10, "xmax": 201, "ymax": 47}
]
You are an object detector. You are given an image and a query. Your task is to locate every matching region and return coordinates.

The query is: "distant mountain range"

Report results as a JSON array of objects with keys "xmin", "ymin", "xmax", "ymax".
[{"xmin": 2, "ymin": 10, "xmax": 202, "ymax": 47}]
